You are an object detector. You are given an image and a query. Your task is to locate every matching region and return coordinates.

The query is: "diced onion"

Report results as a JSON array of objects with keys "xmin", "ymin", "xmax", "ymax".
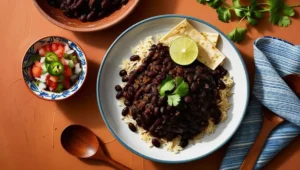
[
  {"xmin": 40, "ymin": 57, "xmax": 45, "ymax": 63},
  {"xmin": 75, "ymin": 63, "xmax": 82, "ymax": 75},
  {"xmin": 66, "ymin": 50, "xmax": 75, "ymax": 55},
  {"xmin": 38, "ymin": 82, "xmax": 46, "ymax": 90},
  {"xmin": 35, "ymin": 73, "xmax": 49, "ymax": 83},
  {"xmin": 64, "ymin": 44, "xmax": 70, "ymax": 53}
]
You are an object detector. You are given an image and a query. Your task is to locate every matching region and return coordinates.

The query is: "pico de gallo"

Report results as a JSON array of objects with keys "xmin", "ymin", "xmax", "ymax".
[{"xmin": 30, "ymin": 43, "xmax": 82, "ymax": 93}]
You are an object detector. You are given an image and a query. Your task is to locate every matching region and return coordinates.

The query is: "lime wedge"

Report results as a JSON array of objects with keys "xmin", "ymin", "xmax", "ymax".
[{"xmin": 169, "ymin": 37, "xmax": 198, "ymax": 66}]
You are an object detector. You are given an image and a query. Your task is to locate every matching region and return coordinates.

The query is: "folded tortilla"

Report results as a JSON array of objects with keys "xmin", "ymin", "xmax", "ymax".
[{"xmin": 159, "ymin": 19, "xmax": 225, "ymax": 70}]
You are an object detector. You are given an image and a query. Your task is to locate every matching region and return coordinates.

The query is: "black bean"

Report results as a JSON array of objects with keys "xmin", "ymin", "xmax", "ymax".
[
  {"xmin": 67, "ymin": 0, "xmax": 73, "ymax": 6},
  {"xmin": 152, "ymin": 138, "xmax": 161, "ymax": 148},
  {"xmin": 87, "ymin": 10, "xmax": 97, "ymax": 21},
  {"xmin": 124, "ymin": 100, "xmax": 132, "ymax": 106},
  {"xmin": 115, "ymin": 85, "xmax": 122, "ymax": 91},
  {"xmin": 151, "ymin": 87, "xmax": 158, "ymax": 96},
  {"xmin": 160, "ymin": 107, "xmax": 166, "ymax": 114},
  {"xmin": 102, "ymin": 0, "xmax": 112, "ymax": 10},
  {"xmin": 116, "ymin": 91, "xmax": 123, "ymax": 99},
  {"xmin": 184, "ymin": 96, "xmax": 192, "ymax": 103},
  {"xmin": 179, "ymin": 140, "xmax": 189, "ymax": 148},
  {"xmin": 204, "ymin": 83, "xmax": 210, "ymax": 89},
  {"xmin": 166, "ymin": 105, "xmax": 173, "ymax": 112},
  {"xmin": 119, "ymin": 70, "xmax": 127, "ymax": 76},
  {"xmin": 128, "ymin": 123, "xmax": 137, "ymax": 132},
  {"xmin": 154, "ymin": 107, "xmax": 160, "ymax": 116},
  {"xmin": 157, "ymin": 43, "xmax": 163, "ymax": 50},
  {"xmin": 122, "ymin": 76, "xmax": 128, "ymax": 82},
  {"xmin": 218, "ymin": 80, "xmax": 226, "ymax": 89},
  {"xmin": 191, "ymin": 82, "xmax": 199, "ymax": 92},
  {"xmin": 151, "ymin": 96, "xmax": 158, "ymax": 105},
  {"xmin": 122, "ymin": 107, "xmax": 129, "ymax": 116},
  {"xmin": 135, "ymin": 90, "xmax": 142, "ymax": 100},
  {"xmin": 130, "ymin": 55, "xmax": 140, "ymax": 61},
  {"xmin": 165, "ymin": 133, "xmax": 177, "ymax": 141},
  {"xmin": 147, "ymin": 71, "xmax": 157, "ymax": 78},
  {"xmin": 79, "ymin": 14, "xmax": 87, "ymax": 22}
]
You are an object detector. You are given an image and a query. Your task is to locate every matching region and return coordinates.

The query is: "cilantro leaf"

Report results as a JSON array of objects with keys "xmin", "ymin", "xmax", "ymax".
[
  {"xmin": 234, "ymin": 9, "xmax": 245, "ymax": 17},
  {"xmin": 208, "ymin": 0, "xmax": 222, "ymax": 9},
  {"xmin": 227, "ymin": 27, "xmax": 247, "ymax": 43},
  {"xmin": 283, "ymin": 5, "xmax": 295, "ymax": 17},
  {"xmin": 254, "ymin": 11, "xmax": 263, "ymax": 18},
  {"xmin": 175, "ymin": 77, "xmax": 183, "ymax": 87},
  {"xmin": 173, "ymin": 80, "xmax": 189, "ymax": 97},
  {"xmin": 167, "ymin": 94, "xmax": 181, "ymax": 106},
  {"xmin": 269, "ymin": 7, "xmax": 281, "ymax": 25},
  {"xmin": 197, "ymin": 0, "xmax": 207, "ymax": 4},
  {"xmin": 232, "ymin": 0, "xmax": 240, "ymax": 7},
  {"xmin": 278, "ymin": 16, "xmax": 291, "ymax": 27},
  {"xmin": 159, "ymin": 76, "xmax": 174, "ymax": 96},
  {"xmin": 217, "ymin": 7, "xmax": 232, "ymax": 23},
  {"xmin": 247, "ymin": 16, "xmax": 258, "ymax": 25}
]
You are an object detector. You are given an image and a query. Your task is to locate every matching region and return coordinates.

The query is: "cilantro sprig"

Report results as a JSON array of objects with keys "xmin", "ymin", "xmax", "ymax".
[
  {"xmin": 197, "ymin": 0, "xmax": 300, "ymax": 43},
  {"xmin": 159, "ymin": 76, "xmax": 189, "ymax": 106}
]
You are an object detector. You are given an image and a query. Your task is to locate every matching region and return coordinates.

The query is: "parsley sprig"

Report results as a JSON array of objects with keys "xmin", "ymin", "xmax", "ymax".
[
  {"xmin": 197, "ymin": 0, "xmax": 300, "ymax": 43},
  {"xmin": 159, "ymin": 76, "xmax": 189, "ymax": 106}
]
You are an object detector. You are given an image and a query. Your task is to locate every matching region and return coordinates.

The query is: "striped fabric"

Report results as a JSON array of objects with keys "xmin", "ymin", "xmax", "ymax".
[{"xmin": 220, "ymin": 37, "xmax": 300, "ymax": 170}]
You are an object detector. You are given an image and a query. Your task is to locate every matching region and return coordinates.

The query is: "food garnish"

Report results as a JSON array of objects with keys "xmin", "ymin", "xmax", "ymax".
[
  {"xmin": 159, "ymin": 19, "xmax": 226, "ymax": 70},
  {"xmin": 197, "ymin": 0, "xmax": 300, "ymax": 43},
  {"xmin": 169, "ymin": 37, "xmax": 198, "ymax": 66},
  {"xmin": 30, "ymin": 43, "xmax": 82, "ymax": 93},
  {"xmin": 115, "ymin": 20, "xmax": 234, "ymax": 152},
  {"xmin": 159, "ymin": 76, "xmax": 189, "ymax": 107}
]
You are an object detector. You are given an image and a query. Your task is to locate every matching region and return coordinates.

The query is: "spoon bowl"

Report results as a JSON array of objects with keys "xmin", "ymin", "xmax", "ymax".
[
  {"xmin": 61, "ymin": 125, "xmax": 130, "ymax": 170},
  {"xmin": 61, "ymin": 125, "xmax": 99, "ymax": 158}
]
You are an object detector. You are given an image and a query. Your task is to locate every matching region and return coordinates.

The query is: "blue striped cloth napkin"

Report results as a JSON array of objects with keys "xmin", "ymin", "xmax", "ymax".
[{"xmin": 220, "ymin": 36, "xmax": 300, "ymax": 170}]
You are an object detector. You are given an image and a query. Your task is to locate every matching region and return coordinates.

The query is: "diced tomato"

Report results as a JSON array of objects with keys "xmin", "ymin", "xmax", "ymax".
[
  {"xmin": 44, "ymin": 44, "xmax": 52, "ymax": 52},
  {"xmin": 49, "ymin": 81, "xmax": 58, "ymax": 91},
  {"xmin": 39, "ymin": 48, "xmax": 46, "ymax": 56},
  {"xmin": 51, "ymin": 43, "xmax": 59, "ymax": 51},
  {"xmin": 63, "ymin": 76, "xmax": 71, "ymax": 89},
  {"xmin": 46, "ymin": 75, "xmax": 58, "ymax": 91},
  {"xmin": 46, "ymin": 75, "xmax": 51, "ymax": 86},
  {"xmin": 49, "ymin": 76, "xmax": 58, "ymax": 82},
  {"xmin": 64, "ymin": 65, "xmax": 73, "ymax": 77},
  {"xmin": 34, "ymin": 61, "xmax": 42, "ymax": 68},
  {"xmin": 54, "ymin": 44, "xmax": 65, "ymax": 58},
  {"xmin": 32, "ymin": 66, "xmax": 42, "ymax": 78}
]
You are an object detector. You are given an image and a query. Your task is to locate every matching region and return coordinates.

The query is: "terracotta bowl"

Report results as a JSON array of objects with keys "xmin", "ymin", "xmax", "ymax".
[
  {"xmin": 33, "ymin": 0, "xmax": 140, "ymax": 32},
  {"xmin": 22, "ymin": 36, "xmax": 88, "ymax": 100}
]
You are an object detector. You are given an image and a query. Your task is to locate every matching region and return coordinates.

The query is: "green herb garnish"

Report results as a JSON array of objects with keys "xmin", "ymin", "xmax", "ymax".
[
  {"xmin": 159, "ymin": 76, "xmax": 189, "ymax": 106},
  {"xmin": 197, "ymin": 0, "xmax": 300, "ymax": 43}
]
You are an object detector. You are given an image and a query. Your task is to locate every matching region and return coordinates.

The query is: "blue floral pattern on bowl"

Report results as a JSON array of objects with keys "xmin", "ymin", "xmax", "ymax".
[{"xmin": 22, "ymin": 36, "xmax": 87, "ymax": 100}]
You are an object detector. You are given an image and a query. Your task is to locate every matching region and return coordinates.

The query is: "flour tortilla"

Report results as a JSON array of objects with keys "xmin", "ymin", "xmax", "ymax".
[{"xmin": 159, "ymin": 19, "xmax": 226, "ymax": 70}]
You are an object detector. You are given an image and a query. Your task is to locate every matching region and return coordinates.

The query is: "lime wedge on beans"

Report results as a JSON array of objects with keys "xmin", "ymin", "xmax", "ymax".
[{"xmin": 169, "ymin": 37, "xmax": 198, "ymax": 65}]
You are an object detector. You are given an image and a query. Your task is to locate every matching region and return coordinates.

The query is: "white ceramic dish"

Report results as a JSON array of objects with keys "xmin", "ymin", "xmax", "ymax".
[{"xmin": 96, "ymin": 15, "xmax": 249, "ymax": 163}]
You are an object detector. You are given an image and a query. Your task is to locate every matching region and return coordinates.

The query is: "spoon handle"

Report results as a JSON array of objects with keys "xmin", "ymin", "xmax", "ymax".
[
  {"xmin": 104, "ymin": 157, "xmax": 131, "ymax": 170},
  {"xmin": 239, "ymin": 115, "xmax": 280, "ymax": 170}
]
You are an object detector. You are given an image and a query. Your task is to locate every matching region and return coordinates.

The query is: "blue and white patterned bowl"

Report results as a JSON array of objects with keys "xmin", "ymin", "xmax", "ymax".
[{"xmin": 22, "ymin": 36, "xmax": 88, "ymax": 100}]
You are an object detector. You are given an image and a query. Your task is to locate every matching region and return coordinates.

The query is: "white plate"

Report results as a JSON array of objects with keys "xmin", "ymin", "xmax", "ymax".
[{"xmin": 96, "ymin": 15, "xmax": 249, "ymax": 163}]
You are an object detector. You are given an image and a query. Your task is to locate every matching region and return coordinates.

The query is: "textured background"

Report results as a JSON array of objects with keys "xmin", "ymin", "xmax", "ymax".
[{"xmin": 0, "ymin": 0, "xmax": 299, "ymax": 169}]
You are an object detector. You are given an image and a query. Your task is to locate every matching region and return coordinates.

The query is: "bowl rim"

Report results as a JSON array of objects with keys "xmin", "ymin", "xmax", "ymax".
[
  {"xmin": 96, "ymin": 14, "xmax": 250, "ymax": 163},
  {"xmin": 33, "ymin": 0, "xmax": 140, "ymax": 32},
  {"xmin": 22, "ymin": 35, "xmax": 88, "ymax": 101}
]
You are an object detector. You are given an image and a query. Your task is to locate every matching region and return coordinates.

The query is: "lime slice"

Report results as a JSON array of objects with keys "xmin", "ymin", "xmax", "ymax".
[{"xmin": 169, "ymin": 37, "xmax": 198, "ymax": 65}]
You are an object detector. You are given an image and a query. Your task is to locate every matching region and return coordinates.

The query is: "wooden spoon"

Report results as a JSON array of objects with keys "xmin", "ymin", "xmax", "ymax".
[
  {"xmin": 61, "ymin": 125, "xmax": 131, "ymax": 170},
  {"xmin": 240, "ymin": 74, "xmax": 300, "ymax": 170}
]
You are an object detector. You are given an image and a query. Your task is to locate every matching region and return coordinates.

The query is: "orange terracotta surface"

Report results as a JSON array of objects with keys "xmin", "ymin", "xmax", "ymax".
[{"xmin": 1, "ymin": 0, "xmax": 300, "ymax": 170}]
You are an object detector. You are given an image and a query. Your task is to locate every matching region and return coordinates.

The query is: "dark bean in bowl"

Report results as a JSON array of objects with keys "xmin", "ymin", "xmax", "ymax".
[
  {"xmin": 116, "ymin": 44, "xmax": 229, "ymax": 148},
  {"xmin": 48, "ymin": 0, "xmax": 129, "ymax": 22}
]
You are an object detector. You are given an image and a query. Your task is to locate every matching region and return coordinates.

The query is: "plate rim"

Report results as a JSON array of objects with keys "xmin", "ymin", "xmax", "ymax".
[{"xmin": 96, "ymin": 14, "xmax": 250, "ymax": 163}]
